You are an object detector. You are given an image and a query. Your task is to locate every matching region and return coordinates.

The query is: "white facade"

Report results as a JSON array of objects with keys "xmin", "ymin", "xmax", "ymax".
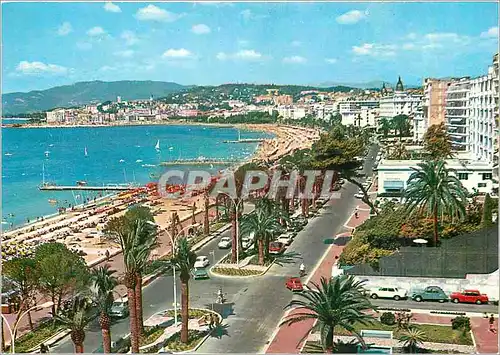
[
  {"xmin": 445, "ymin": 78, "xmax": 470, "ymax": 152},
  {"xmin": 379, "ymin": 92, "xmax": 422, "ymax": 119},
  {"xmin": 276, "ymin": 105, "xmax": 307, "ymax": 120},
  {"xmin": 338, "ymin": 100, "xmax": 379, "ymax": 127},
  {"xmin": 413, "ymin": 106, "xmax": 426, "ymax": 142},
  {"xmin": 377, "ymin": 159, "xmax": 494, "ymax": 195},
  {"xmin": 469, "ymin": 67, "xmax": 496, "ymax": 163},
  {"xmin": 46, "ymin": 109, "xmax": 66, "ymax": 124},
  {"xmin": 311, "ymin": 103, "xmax": 337, "ymax": 121}
]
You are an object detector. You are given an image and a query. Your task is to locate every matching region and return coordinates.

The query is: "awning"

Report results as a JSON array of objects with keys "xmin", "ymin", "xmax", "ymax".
[{"xmin": 383, "ymin": 180, "xmax": 404, "ymax": 189}]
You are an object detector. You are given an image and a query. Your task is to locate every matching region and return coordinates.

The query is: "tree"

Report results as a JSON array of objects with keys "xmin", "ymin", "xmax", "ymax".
[
  {"xmin": 90, "ymin": 265, "xmax": 118, "ymax": 353},
  {"xmin": 404, "ymin": 160, "xmax": 468, "ymax": 246},
  {"xmin": 399, "ymin": 327, "xmax": 426, "ymax": 353},
  {"xmin": 3, "ymin": 258, "xmax": 39, "ymax": 336},
  {"xmin": 281, "ymin": 276, "xmax": 376, "ymax": 352},
  {"xmin": 388, "ymin": 142, "xmax": 410, "ymax": 160},
  {"xmin": 170, "ymin": 238, "xmax": 197, "ymax": 343},
  {"xmin": 55, "ymin": 296, "xmax": 95, "ymax": 353},
  {"xmin": 481, "ymin": 193, "xmax": 493, "ymax": 228},
  {"xmin": 329, "ymin": 112, "xmax": 342, "ymax": 127},
  {"xmin": 203, "ymin": 191, "xmax": 210, "ymax": 235},
  {"xmin": 378, "ymin": 117, "xmax": 392, "ymax": 138},
  {"xmin": 34, "ymin": 243, "xmax": 89, "ymax": 317},
  {"xmin": 423, "ymin": 123, "xmax": 453, "ymax": 160},
  {"xmin": 311, "ymin": 126, "xmax": 377, "ymax": 214},
  {"xmin": 240, "ymin": 205, "xmax": 283, "ymax": 265},
  {"xmin": 392, "ymin": 114, "xmax": 411, "ymax": 139}
]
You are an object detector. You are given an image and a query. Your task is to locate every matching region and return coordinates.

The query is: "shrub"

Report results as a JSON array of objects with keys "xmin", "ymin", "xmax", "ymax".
[
  {"xmin": 451, "ymin": 316, "xmax": 471, "ymax": 331},
  {"xmin": 481, "ymin": 194, "xmax": 493, "ymax": 228},
  {"xmin": 380, "ymin": 312, "xmax": 396, "ymax": 325}
]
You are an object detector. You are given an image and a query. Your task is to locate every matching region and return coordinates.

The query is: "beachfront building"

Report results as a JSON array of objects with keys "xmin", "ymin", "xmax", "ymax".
[
  {"xmin": 46, "ymin": 108, "xmax": 66, "ymax": 124},
  {"xmin": 413, "ymin": 78, "xmax": 454, "ymax": 142},
  {"xmin": 445, "ymin": 77, "xmax": 471, "ymax": 153},
  {"xmin": 338, "ymin": 99, "xmax": 379, "ymax": 127},
  {"xmin": 275, "ymin": 105, "xmax": 307, "ymax": 120},
  {"xmin": 378, "ymin": 77, "xmax": 422, "ymax": 133},
  {"xmin": 311, "ymin": 103, "xmax": 338, "ymax": 121},
  {"xmin": 377, "ymin": 158, "xmax": 494, "ymax": 195}
]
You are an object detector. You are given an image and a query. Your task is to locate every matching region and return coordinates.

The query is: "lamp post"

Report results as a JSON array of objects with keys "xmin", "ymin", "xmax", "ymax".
[
  {"xmin": 146, "ymin": 221, "xmax": 193, "ymax": 327},
  {"xmin": 217, "ymin": 192, "xmax": 243, "ymax": 267},
  {"xmin": 9, "ymin": 301, "xmax": 54, "ymax": 353}
]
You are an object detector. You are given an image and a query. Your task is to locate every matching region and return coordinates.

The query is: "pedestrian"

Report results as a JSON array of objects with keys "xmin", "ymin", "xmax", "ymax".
[
  {"xmin": 40, "ymin": 343, "xmax": 49, "ymax": 353},
  {"xmin": 354, "ymin": 209, "xmax": 359, "ymax": 219},
  {"xmin": 208, "ymin": 313, "xmax": 215, "ymax": 330},
  {"xmin": 105, "ymin": 249, "xmax": 110, "ymax": 261},
  {"xmin": 489, "ymin": 314, "xmax": 496, "ymax": 333}
]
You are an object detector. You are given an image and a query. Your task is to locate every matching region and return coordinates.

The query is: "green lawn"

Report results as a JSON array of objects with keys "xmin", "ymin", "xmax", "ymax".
[
  {"xmin": 9, "ymin": 320, "xmax": 64, "ymax": 353},
  {"xmin": 139, "ymin": 326, "xmax": 165, "ymax": 347},
  {"xmin": 163, "ymin": 329, "xmax": 208, "ymax": 352},
  {"xmin": 332, "ymin": 320, "xmax": 473, "ymax": 345}
]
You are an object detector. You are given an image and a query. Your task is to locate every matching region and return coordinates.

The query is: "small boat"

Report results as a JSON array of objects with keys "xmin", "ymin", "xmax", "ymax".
[
  {"xmin": 150, "ymin": 173, "xmax": 161, "ymax": 179},
  {"xmin": 84, "ymin": 147, "xmax": 88, "ymax": 157},
  {"xmin": 48, "ymin": 199, "xmax": 58, "ymax": 205},
  {"xmin": 44, "ymin": 151, "xmax": 50, "ymax": 157},
  {"xmin": 119, "ymin": 159, "xmax": 125, "ymax": 163},
  {"xmin": 4, "ymin": 153, "xmax": 12, "ymax": 156},
  {"xmin": 142, "ymin": 164, "xmax": 156, "ymax": 168},
  {"xmin": 76, "ymin": 180, "xmax": 87, "ymax": 186},
  {"xmin": 49, "ymin": 144, "xmax": 54, "ymax": 147},
  {"xmin": 168, "ymin": 146, "xmax": 174, "ymax": 151},
  {"xmin": 136, "ymin": 159, "xmax": 143, "ymax": 163},
  {"xmin": 155, "ymin": 140, "xmax": 160, "ymax": 151}
]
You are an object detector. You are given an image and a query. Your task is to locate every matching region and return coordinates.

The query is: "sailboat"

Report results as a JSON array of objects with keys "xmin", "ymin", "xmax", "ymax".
[
  {"xmin": 155, "ymin": 140, "xmax": 160, "ymax": 151},
  {"xmin": 44, "ymin": 151, "xmax": 50, "ymax": 158},
  {"xmin": 84, "ymin": 147, "xmax": 88, "ymax": 157}
]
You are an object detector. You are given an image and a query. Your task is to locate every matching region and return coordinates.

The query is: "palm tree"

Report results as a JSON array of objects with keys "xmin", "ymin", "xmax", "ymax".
[
  {"xmin": 378, "ymin": 117, "xmax": 392, "ymax": 138},
  {"xmin": 280, "ymin": 275, "xmax": 376, "ymax": 353},
  {"xmin": 55, "ymin": 296, "xmax": 94, "ymax": 353},
  {"xmin": 90, "ymin": 265, "xmax": 118, "ymax": 353},
  {"xmin": 399, "ymin": 327, "xmax": 427, "ymax": 353},
  {"xmin": 170, "ymin": 237, "xmax": 197, "ymax": 343},
  {"xmin": 392, "ymin": 114, "xmax": 410, "ymax": 139},
  {"xmin": 240, "ymin": 206, "xmax": 283, "ymax": 265},
  {"xmin": 404, "ymin": 160, "xmax": 468, "ymax": 246},
  {"xmin": 203, "ymin": 191, "xmax": 210, "ymax": 235}
]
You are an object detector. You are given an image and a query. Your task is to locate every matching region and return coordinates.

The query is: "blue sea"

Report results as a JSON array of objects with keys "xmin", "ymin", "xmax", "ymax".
[{"xmin": 2, "ymin": 124, "xmax": 272, "ymax": 227}]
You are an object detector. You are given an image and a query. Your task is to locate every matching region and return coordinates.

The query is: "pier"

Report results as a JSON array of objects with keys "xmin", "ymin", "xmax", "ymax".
[
  {"xmin": 39, "ymin": 185, "xmax": 136, "ymax": 191},
  {"xmin": 159, "ymin": 159, "xmax": 240, "ymax": 166},
  {"xmin": 222, "ymin": 138, "xmax": 265, "ymax": 143}
]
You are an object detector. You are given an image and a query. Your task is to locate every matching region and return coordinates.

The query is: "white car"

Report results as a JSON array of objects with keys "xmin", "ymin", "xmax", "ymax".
[
  {"xmin": 218, "ymin": 236, "xmax": 232, "ymax": 249},
  {"xmin": 368, "ymin": 286, "xmax": 408, "ymax": 301},
  {"xmin": 277, "ymin": 233, "xmax": 293, "ymax": 246},
  {"xmin": 242, "ymin": 237, "xmax": 254, "ymax": 249},
  {"xmin": 194, "ymin": 256, "xmax": 210, "ymax": 269},
  {"xmin": 354, "ymin": 192, "xmax": 364, "ymax": 199}
]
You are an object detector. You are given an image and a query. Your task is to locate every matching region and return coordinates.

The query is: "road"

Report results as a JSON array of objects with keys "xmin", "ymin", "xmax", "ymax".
[{"xmin": 52, "ymin": 143, "xmax": 494, "ymax": 353}]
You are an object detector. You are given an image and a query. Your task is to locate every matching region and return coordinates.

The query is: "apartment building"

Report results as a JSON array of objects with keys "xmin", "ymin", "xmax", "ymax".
[
  {"xmin": 445, "ymin": 78, "xmax": 470, "ymax": 152},
  {"xmin": 276, "ymin": 105, "xmax": 306, "ymax": 120},
  {"xmin": 338, "ymin": 100, "xmax": 379, "ymax": 127},
  {"xmin": 46, "ymin": 109, "xmax": 66, "ymax": 124},
  {"xmin": 413, "ymin": 78, "xmax": 454, "ymax": 142}
]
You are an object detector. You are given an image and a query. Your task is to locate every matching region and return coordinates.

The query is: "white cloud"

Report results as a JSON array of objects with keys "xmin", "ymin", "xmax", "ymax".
[
  {"xmin": 240, "ymin": 9, "xmax": 253, "ymax": 20},
  {"xmin": 406, "ymin": 32, "xmax": 417, "ymax": 40},
  {"xmin": 104, "ymin": 2, "xmax": 121, "ymax": 13},
  {"xmin": 196, "ymin": 2, "xmax": 233, "ymax": 7},
  {"xmin": 162, "ymin": 48, "xmax": 193, "ymax": 58},
  {"xmin": 352, "ymin": 43, "xmax": 396, "ymax": 57},
  {"xmin": 87, "ymin": 26, "xmax": 106, "ymax": 36},
  {"xmin": 216, "ymin": 49, "xmax": 265, "ymax": 61},
  {"xmin": 114, "ymin": 50, "xmax": 134, "ymax": 58},
  {"xmin": 283, "ymin": 56, "xmax": 307, "ymax": 64},
  {"xmin": 136, "ymin": 5, "xmax": 183, "ymax": 22},
  {"xmin": 16, "ymin": 61, "xmax": 68, "ymax": 75},
  {"xmin": 336, "ymin": 10, "xmax": 368, "ymax": 25},
  {"xmin": 216, "ymin": 52, "xmax": 228, "ymax": 60},
  {"xmin": 402, "ymin": 43, "xmax": 417, "ymax": 50},
  {"xmin": 325, "ymin": 58, "xmax": 338, "ymax": 64},
  {"xmin": 57, "ymin": 22, "xmax": 72, "ymax": 36},
  {"xmin": 99, "ymin": 65, "xmax": 117, "ymax": 72},
  {"xmin": 121, "ymin": 30, "xmax": 138, "ymax": 45},
  {"xmin": 235, "ymin": 49, "xmax": 263, "ymax": 60},
  {"xmin": 191, "ymin": 24, "xmax": 211, "ymax": 34},
  {"xmin": 291, "ymin": 40, "xmax": 302, "ymax": 47},
  {"xmin": 480, "ymin": 26, "xmax": 498, "ymax": 38}
]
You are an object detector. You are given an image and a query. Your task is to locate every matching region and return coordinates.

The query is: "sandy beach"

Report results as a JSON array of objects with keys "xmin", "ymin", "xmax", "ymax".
[{"xmin": 1, "ymin": 123, "xmax": 320, "ymax": 264}]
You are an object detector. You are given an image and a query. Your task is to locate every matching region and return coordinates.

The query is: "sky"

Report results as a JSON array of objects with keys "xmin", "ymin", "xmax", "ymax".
[{"xmin": 2, "ymin": 1, "xmax": 499, "ymax": 93}]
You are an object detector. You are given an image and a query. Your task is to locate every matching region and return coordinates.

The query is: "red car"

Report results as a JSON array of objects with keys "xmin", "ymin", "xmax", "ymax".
[
  {"xmin": 450, "ymin": 290, "xmax": 489, "ymax": 304},
  {"xmin": 269, "ymin": 241, "xmax": 285, "ymax": 254},
  {"xmin": 286, "ymin": 277, "xmax": 304, "ymax": 291}
]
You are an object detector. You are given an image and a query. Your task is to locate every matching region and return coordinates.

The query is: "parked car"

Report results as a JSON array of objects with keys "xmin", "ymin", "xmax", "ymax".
[
  {"xmin": 450, "ymin": 290, "xmax": 489, "ymax": 304},
  {"xmin": 191, "ymin": 268, "xmax": 210, "ymax": 280},
  {"xmin": 110, "ymin": 298, "xmax": 129, "ymax": 318},
  {"xmin": 285, "ymin": 277, "xmax": 304, "ymax": 292},
  {"xmin": 277, "ymin": 233, "xmax": 294, "ymax": 246},
  {"xmin": 354, "ymin": 192, "xmax": 364, "ymax": 199},
  {"xmin": 368, "ymin": 287, "xmax": 408, "ymax": 301},
  {"xmin": 242, "ymin": 237, "xmax": 254, "ymax": 249},
  {"xmin": 295, "ymin": 216, "xmax": 308, "ymax": 226},
  {"xmin": 269, "ymin": 241, "xmax": 285, "ymax": 254},
  {"xmin": 218, "ymin": 236, "xmax": 232, "ymax": 249},
  {"xmin": 194, "ymin": 256, "xmax": 210, "ymax": 269},
  {"xmin": 412, "ymin": 286, "xmax": 448, "ymax": 303}
]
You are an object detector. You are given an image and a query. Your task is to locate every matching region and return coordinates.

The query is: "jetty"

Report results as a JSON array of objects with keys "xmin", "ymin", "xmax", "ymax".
[
  {"xmin": 222, "ymin": 138, "xmax": 265, "ymax": 144},
  {"xmin": 39, "ymin": 185, "xmax": 136, "ymax": 191},
  {"xmin": 159, "ymin": 159, "xmax": 240, "ymax": 166}
]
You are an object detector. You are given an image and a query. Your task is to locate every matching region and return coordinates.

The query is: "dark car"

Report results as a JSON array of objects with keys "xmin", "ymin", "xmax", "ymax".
[{"xmin": 412, "ymin": 286, "xmax": 448, "ymax": 303}]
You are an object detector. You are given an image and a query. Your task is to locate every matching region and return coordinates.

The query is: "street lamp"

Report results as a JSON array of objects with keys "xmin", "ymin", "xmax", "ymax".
[
  {"xmin": 146, "ymin": 220, "xmax": 193, "ymax": 327},
  {"xmin": 217, "ymin": 191, "xmax": 243, "ymax": 267},
  {"xmin": 7, "ymin": 301, "xmax": 54, "ymax": 353}
]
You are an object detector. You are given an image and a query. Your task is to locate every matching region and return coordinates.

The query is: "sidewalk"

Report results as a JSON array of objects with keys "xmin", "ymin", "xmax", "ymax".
[{"xmin": 2, "ymin": 206, "xmax": 217, "ymax": 346}]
